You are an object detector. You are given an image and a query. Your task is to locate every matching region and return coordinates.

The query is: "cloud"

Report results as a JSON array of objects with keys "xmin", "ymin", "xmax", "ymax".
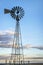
[
  {"xmin": 0, "ymin": 30, "xmax": 14, "ymax": 44},
  {"xmin": 0, "ymin": 30, "xmax": 43, "ymax": 50},
  {"xmin": 0, "ymin": 30, "xmax": 24, "ymax": 48},
  {"xmin": 23, "ymin": 44, "xmax": 43, "ymax": 50},
  {"xmin": 0, "ymin": 55, "xmax": 43, "ymax": 60},
  {"xmin": 0, "ymin": 42, "xmax": 23, "ymax": 48},
  {"xmin": 23, "ymin": 44, "xmax": 32, "ymax": 48},
  {"xmin": 0, "ymin": 43, "xmax": 12, "ymax": 48},
  {"xmin": 0, "ymin": 42, "xmax": 43, "ymax": 50},
  {"xmin": 0, "ymin": 30, "xmax": 14, "ymax": 36},
  {"xmin": 32, "ymin": 46, "xmax": 43, "ymax": 50},
  {"xmin": 5, "ymin": 30, "xmax": 14, "ymax": 35},
  {"xmin": 0, "ymin": 55, "xmax": 10, "ymax": 60},
  {"xmin": 0, "ymin": 35, "xmax": 11, "ymax": 41}
]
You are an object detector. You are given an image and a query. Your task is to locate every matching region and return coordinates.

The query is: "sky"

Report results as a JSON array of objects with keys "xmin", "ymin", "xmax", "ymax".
[{"xmin": 0, "ymin": 0, "xmax": 43, "ymax": 59}]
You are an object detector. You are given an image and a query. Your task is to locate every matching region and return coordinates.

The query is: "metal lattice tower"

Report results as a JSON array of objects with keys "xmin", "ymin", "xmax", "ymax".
[{"xmin": 4, "ymin": 6, "xmax": 24, "ymax": 64}]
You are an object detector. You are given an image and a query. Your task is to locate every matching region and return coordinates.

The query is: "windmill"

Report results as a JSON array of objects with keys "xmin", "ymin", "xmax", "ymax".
[{"xmin": 4, "ymin": 6, "xmax": 24, "ymax": 64}]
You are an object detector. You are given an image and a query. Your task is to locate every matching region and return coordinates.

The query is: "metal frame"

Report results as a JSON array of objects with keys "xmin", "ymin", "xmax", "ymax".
[{"xmin": 4, "ymin": 6, "xmax": 24, "ymax": 64}]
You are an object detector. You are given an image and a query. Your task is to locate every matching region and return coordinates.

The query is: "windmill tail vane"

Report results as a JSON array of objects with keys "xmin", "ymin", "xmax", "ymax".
[{"xmin": 4, "ymin": 9, "xmax": 11, "ymax": 14}]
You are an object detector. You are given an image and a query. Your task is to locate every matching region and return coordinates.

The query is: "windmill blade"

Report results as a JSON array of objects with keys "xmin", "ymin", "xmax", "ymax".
[{"xmin": 4, "ymin": 9, "xmax": 11, "ymax": 14}]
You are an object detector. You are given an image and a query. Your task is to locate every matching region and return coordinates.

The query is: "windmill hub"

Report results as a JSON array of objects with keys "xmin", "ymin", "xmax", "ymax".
[{"xmin": 15, "ymin": 10, "xmax": 19, "ymax": 15}]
